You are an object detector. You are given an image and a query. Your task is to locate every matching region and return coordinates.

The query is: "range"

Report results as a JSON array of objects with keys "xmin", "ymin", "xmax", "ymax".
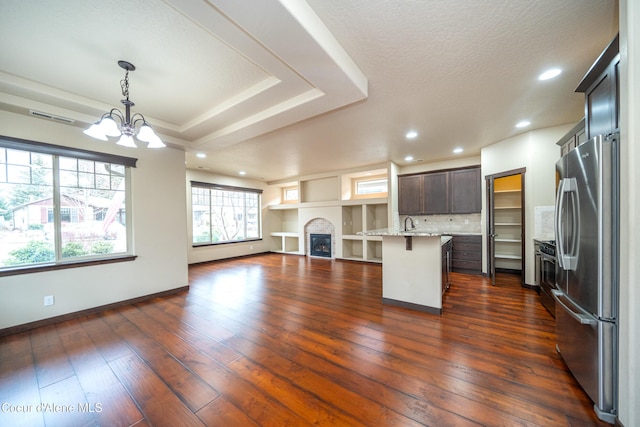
[{"xmin": 536, "ymin": 240, "xmax": 557, "ymax": 317}]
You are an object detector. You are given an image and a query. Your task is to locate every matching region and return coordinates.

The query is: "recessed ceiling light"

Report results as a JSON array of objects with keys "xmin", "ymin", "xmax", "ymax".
[
  {"xmin": 516, "ymin": 120, "xmax": 531, "ymax": 128},
  {"xmin": 239, "ymin": 171, "xmax": 246, "ymax": 175},
  {"xmin": 404, "ymin": 155, "xmax": 414, "ymax": 162},
  {"xmin": 539, "ymin": 68, "xmax": 562, "ymax": 80},
  {"xmin": 453, "ymin": 147, "xmax": 463, "ymax": 154},
  {"xmin": 196, "ymin": 153, "xmax": 206, "ymax": 158},
  {"xmin": 405, "ymin": 131, "xmax": 418, "ymax": 139}
]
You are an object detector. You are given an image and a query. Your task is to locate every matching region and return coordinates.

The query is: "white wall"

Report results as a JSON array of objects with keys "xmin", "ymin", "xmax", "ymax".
[
  {"xmin": 0, "ymin": 111, "xmax": 188, "ymax": 330},
  {"xmin": 186, "ymin": 169, "xmax": 277, "ymax": 264},
  {"xmin": 481, "ymin": 124, "xmax": 572, "ymax": 285},
  {"xmin": 618, "ymin": 1, "xmax": 639, "ymax": 425}
]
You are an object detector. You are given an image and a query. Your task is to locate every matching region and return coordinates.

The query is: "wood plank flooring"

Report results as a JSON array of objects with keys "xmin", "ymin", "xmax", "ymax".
[{"xmin": 0, "ymin": 253, "xmax": 609, "ymax": 426}]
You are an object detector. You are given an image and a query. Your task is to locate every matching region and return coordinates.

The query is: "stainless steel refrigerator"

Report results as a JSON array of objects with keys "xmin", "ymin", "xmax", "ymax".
[{"xmin": 553, "ymin": 133, "xmax": 618, "ymax": 424}]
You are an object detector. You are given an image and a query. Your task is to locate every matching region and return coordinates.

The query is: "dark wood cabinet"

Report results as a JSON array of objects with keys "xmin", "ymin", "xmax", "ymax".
[
  {"xmin": 449, "ymin": 168, "xmax": 481, "ymax": 213},
  {"xmin": 398, "ymin": 166, "xmax": 481, "ymax": 215},
  {"xmin": 558, "ymin": 119, "xmax": 586, "ymax": 156},
  {"xmin": 451, "ymin": 235, "xmax": 482, "ymax": 274},
  {"xmin": 576, "ymin": 34, "xmax": 619, "ymax": 139},
  {"xmin": 423, "ymin": 172, "xmax": 448, "ymax": 214},
  {"xmin": 398, "ymin": 174, "xmax": 423, "ymax": 215}
]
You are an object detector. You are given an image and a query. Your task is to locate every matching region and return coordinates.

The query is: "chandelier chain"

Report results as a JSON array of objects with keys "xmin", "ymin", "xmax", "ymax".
[{"xmin": 120, "ymin": 70, "xmax": 130, "ymax": 101}]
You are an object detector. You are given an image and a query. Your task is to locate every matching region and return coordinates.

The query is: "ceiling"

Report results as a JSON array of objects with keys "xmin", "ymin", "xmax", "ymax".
[{"xmin": 0, "ymin": 0, "xmax": 618, "ymax": 183}]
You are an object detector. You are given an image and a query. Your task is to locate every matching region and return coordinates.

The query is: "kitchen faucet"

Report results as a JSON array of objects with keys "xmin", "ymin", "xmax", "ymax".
[{"xmin": 404, "ymin": 216, "xmax": 415, "ymax": 231}]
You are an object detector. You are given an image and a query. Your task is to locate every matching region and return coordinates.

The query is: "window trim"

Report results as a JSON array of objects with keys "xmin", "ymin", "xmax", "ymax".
[
  {"xmin": 281, "ymin": 185, "xmax": 299, "ymax": 203},
  {"xmin": 190, "ymin": 181, "xmax": 263, "ymax": 246},
  {"xmin": 1, "ymin": 135, "xmax": 137, "ymax": 168},
  {"xmin": 352, "ymin": 175, "xmax": 389, "ymax": 199},
  {"xmin": 0, "ymin": 136, "xmax": 137, "ymax": 275}
]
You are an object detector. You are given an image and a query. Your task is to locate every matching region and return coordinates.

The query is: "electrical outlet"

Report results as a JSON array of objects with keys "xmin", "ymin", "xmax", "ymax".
[{"xmin": 44, "ymin": 295, "xmax": 54, "ymax": 306}]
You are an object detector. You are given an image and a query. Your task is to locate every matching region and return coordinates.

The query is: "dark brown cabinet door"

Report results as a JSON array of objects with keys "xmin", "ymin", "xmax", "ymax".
[
  {"xmin": 398, "ymin": 175, "xmax": 422, "ymax": 214},
  {"xmin": 450, "ymin": 168, "xmax": 481, "ymax": 213},
  {"xmin": 422, "ymin": 172, "xmax": 448, "ymax": 214},
  {"xmin": 576, "ymin": 34, "xmax": 619, "ymax": 140},
  {"xmin": 399, "ymin": 167, "xmax": 481, "ymax": 215},
  {"xmin": 586, "ymin": 61, "xmax": 618, "ymax": 138}
]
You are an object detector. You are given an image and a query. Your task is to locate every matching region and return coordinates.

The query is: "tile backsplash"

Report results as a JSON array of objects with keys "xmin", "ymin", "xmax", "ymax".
[{"xmin": 399, "ymin": 213, "xmax": 482, "ymax": 233}]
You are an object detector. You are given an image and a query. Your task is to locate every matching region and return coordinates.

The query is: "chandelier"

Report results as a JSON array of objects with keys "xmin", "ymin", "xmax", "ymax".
[{"xmin": 84, "ymin": 60, "xmax": 165, "ymax": 148}]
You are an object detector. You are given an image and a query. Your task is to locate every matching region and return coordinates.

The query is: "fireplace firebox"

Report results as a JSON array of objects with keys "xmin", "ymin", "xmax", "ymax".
[{"xmin": 310, "ymin": 234, "xmax": 332, "ymax": 258}]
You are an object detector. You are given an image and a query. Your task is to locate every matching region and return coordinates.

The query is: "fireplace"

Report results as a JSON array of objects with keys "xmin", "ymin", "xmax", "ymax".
[{"xmin": 310, "ymin": 234, "xmax": 332, "ymax": 258}]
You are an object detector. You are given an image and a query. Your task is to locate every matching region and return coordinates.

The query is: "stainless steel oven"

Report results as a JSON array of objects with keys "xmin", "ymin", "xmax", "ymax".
[{"xmin": 536, "ymin": 240, "xmax": 556, "ymax": 317}]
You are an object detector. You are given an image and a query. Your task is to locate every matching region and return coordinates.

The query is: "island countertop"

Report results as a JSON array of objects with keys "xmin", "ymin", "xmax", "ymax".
[{"xmin": 360, "ymin": 229, "xmax": 452, "ymax": 245}]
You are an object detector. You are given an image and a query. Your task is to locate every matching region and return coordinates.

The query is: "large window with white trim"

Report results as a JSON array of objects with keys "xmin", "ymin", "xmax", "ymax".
[
  {"xmin": 0, "ymin": 136, "xmax": 135, "ymax": 271},
  {"xmin": 191, "ymin": 181, "xmax": 262, "ymax": 245}
]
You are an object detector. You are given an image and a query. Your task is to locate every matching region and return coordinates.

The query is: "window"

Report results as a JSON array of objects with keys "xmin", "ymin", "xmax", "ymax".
[
  {"xmin": 191, "ymin": 181, "xmax": 262, "ymax": 245},
  {"xmin": 354, "ymin": 176, "xmax": 388, "ymax": 196},
  {"xmin": 282, "ymin": 186, "xmax": 298, "ymax": 203},
  {"xmin": 0, "ymin": 136, "xmax": 136, "ymax": 271}
]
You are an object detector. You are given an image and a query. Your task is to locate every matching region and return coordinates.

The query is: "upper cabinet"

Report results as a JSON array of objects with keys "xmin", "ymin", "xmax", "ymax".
[
  {"xmin": 449, "ymin": 168, "xmax": 481, "ymax": 213},
  {"xmin": 576, "ymin": 34, "xmax": 619, "ymax": 139},
  {"xmin": 557, "ymin": 118, "xmax": 587, "ymax": 156},
  {"xmin": 398, "ymin": 166, "xmax": 481, "ymax": 215},
  {"xmin": 422, "ymin": 171, "xmax": 449, "ymax": 214},
  {"xmin": 398, "ymin": 174, "xmax": 423, "ymax": 214}
]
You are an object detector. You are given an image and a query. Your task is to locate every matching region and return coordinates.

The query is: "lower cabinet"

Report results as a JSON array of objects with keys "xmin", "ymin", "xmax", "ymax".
[{"xmin": 451, "ymin": 235, "xmax": 482, "ymax": 274}]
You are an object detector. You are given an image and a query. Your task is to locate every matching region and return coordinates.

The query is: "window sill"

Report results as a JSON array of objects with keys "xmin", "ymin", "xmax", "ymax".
[
  {"xmin": 0, "ymin": 255, "xmax": 137, "ymax": 277},
  {"xmin": 192, "ymin": 238, "xmax": 262, "ymax": 248}
]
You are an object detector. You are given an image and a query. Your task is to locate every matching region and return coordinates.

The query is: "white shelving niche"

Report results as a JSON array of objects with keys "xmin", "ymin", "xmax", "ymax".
[
  {"xmin": 493, "ymin": 188, "xmax": 522, "ymax": 271},
  {"xmin": 269, "ymin": 205, "xmax": 302, "ymax": 255},
  {"xmin": 340, "ymin": 200, "xmax": 387, "ymax": 263}
]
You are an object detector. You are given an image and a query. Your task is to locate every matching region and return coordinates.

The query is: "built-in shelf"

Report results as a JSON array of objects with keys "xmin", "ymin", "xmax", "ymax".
[
  {"xmin": 495, "ymin": 254, "xmax": 523, "ymax": 260},
  {"xmin": 340, "ymin": 201, "xmax": 387, "ymax": 263},
  {"xmin": 493, "ymin": 178, "xmax": 522, "ymax": 272},
  {"xmin": 269, "ymin": 196, "xmax": 388, "ymax": 262},
  {"xmin": 342, "ymin": 239, "xmax": 364, "ymax": 260},
  {"xmin": 269, "ymin": 207, "xmax": 301, "ymax": 254}
]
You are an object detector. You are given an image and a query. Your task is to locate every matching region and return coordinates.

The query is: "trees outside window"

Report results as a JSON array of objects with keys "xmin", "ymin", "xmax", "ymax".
[
  {"xmin": 191, "ymin": 182, "xmax": 261, "ymax": 245},
  {"xmin": 0, "ymin": 138, "xmax": 134, "ymax": 270}
]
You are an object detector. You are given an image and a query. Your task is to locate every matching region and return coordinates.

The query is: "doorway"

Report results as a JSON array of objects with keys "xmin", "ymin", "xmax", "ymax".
[{"xmin": 486, "ymin": 169, "xmax": 525, "ymax": 285}]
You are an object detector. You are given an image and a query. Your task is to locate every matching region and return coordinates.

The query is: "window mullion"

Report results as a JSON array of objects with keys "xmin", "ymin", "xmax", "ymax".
[
  {"xmin": 208, "ymin": 188, "xmax": 213, "ymax": 244},
  {"xmin": 52, "ymin": 156, "xmax": 63, "ymax": 262}
]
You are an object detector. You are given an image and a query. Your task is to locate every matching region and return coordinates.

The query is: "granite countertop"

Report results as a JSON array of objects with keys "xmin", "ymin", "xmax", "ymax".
[
  {"xmin": 361, "ymin": 228, "xmax": 480, "ymax": 237},
  {"xmin": 446, "ymin": 232, "xmax": 482, "ymax": 236},
  {"xmin": 360, "ymin": 228, "xmax": 444, "ymax": 237},
  {"xmin": 360, "ymin": 228, "xmax": 453, "ymax": 245}
]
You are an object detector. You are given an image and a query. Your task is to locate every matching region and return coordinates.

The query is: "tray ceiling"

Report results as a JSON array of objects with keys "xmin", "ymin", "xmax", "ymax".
[{"xmin": 0, "ymin": 0, "xmax": 618, "ymax": 181}]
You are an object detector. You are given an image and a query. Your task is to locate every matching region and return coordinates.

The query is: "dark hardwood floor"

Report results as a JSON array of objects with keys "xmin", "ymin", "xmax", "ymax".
[{"xmin": 0, "ymin": 253, "xmax": 608, "ymax": 426}]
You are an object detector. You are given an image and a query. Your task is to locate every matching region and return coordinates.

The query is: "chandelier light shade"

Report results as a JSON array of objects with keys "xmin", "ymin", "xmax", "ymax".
[{"xmin": 84, "ymin": 60, "xmax": 165, "ymax": 148}]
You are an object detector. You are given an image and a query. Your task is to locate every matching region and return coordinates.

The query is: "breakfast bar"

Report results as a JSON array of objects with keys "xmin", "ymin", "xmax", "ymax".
[{"xmin": 363, "ymin": 229, "xmax": 452, "ymax": 314}]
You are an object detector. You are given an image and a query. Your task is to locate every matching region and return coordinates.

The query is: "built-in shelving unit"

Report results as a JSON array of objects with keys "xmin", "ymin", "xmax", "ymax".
[
  {"xmin": 340, "ymin": 201, "xmax": 387, "ymax": 263},
  {"xmin": 269, "ymin": 166, "xmax": 390, "ymax": 262},
  {"xmin": 493, "ymin": 184, "xmax": 522, "ymax": 271},
  {"xmin": 269, "ymin": 206, "xmax": 303, "ymax": 254}
]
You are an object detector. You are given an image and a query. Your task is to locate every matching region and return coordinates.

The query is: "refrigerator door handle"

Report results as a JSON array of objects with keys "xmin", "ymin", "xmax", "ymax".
[
  {"xmin": 555, "ymin": 178, "xmax": 566, "ymax": 269},
  {"xmin": 552, "ymin": 290, "xmax": 597, "ymax": 325},
  {"xmin": 556, "ymin": 178, "xmax": 579, "ymax": 271}
]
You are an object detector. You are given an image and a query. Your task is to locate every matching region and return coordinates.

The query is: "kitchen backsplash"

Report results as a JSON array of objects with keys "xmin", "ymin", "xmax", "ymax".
[
  {"xmin": 534, "ymin": 205, "xmax": 555, "ymax": 241},
  {"xmin": 399, "ymin": 213, "xmax": 482, "ymax": 233}
]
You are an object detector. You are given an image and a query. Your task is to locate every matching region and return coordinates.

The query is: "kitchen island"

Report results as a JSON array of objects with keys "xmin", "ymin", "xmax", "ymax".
[{"xmin": 362, "ymin": 229, "xmax": 452, "ymax": 314}]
